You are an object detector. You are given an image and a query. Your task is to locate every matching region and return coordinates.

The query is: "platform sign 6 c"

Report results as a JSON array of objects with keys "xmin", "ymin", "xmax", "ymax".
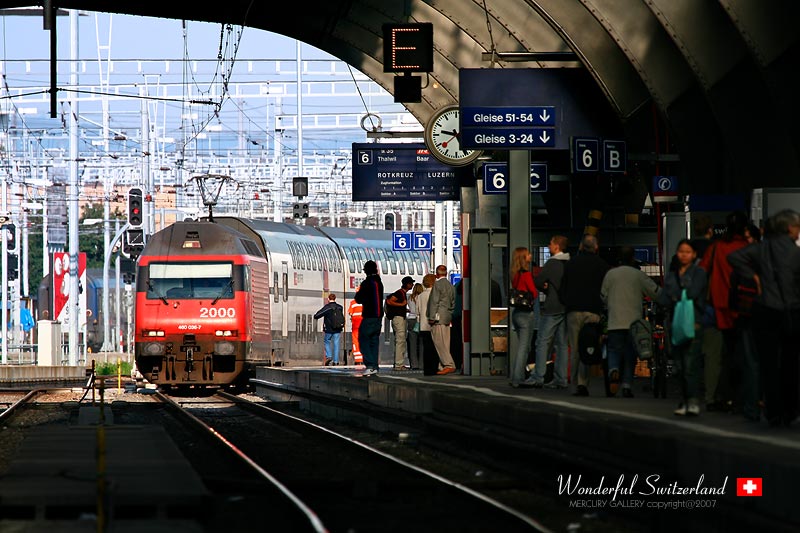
[
  {"xmin": 412, "ymin": 232, "xmax": 432, "ymax": 251},
  {"xmin": 393, "ymin": 231, "xmax": 413, "ymax": 251},
  {"xmin": 483, "ymin": 163, "xmax": 548, "ymax": 194}
]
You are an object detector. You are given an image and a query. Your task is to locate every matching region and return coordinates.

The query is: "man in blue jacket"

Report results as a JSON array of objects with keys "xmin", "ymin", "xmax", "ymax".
[{"xmin": 314, "ymin": 293, "xmax": 344, "ymax": 366}]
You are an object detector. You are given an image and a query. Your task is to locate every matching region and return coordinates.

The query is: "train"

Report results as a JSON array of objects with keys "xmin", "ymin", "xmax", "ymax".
[{"xmin": 133, "ymin": 217, "xmax": 433, "ymax": 390}]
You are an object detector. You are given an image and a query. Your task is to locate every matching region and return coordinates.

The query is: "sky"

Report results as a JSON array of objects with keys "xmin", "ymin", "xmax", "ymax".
[{"xmin": 0, "ymin": 10, "xmax": 415, "ymax": 156}]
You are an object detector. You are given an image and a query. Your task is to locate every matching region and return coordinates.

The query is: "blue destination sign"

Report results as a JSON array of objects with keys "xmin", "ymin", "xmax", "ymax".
[
  {"xmin": 463, "ymin": 127, "xmax": 555, "ymax": 149},
  {"xmin": 351, "ymin": 143, "xmax": 472, "ymax": 202},
  {"xmin": 461, "ymin": 106, "xmax": 556, "ymax": 127},
  {"xmin": 459, "ymin": 69, "xmax": 619, "ymax": 150}
]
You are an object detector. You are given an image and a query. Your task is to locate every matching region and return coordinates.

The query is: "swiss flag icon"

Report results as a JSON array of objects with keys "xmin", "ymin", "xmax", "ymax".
[{"xmin": 736, "ymin": 478, "xmax": 763, "ymax": 497}]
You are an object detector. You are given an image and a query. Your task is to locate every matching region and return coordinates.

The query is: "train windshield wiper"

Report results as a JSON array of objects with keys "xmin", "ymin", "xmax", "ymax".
[
  {"xmin": 211, "ymin": 279, "xmax": 234, "ymax": 305},
  {"xmin": 147, "ymin": 279, "xmax": 169, "ymax": 305}
]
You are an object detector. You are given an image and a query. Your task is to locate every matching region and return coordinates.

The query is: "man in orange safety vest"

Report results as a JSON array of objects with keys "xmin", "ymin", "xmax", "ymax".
[{"xmin": 348, "ymin": 289, "xmax": 363, "ymax": 367}]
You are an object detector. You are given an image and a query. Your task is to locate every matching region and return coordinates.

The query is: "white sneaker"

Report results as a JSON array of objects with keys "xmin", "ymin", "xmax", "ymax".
[
  {"xmin": 687, "ymin": 399, "xmax": 700, "ymax": 416},
  {"xmin": 361, "ymin": 368, "xmax": 378, "ymax": 377},
  {"xmin": 674, "ymin": 404, "xmax": 687, "ymax": 416}
]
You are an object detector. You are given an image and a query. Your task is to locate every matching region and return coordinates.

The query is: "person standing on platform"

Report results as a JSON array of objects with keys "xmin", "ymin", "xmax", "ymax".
[
  {"xmin": 509, "ymin": 247, "xmax": 539, "ymax": 388},
  {"xmin": 450, "ymin": 279, "xmax": 464, "ymax": 370},
  {"xmin": 533, "ymin": 235, "xmax": 570, "ymax": 389},
  {"xmin": 406, "ymin": 282, "xmax": 425, "ymax": 370},
  {"xmin": 355, "ymin": 260, "xmax": 384, "ymax": 377},
  {"xmin": 601, "ymin": 246, "xmax": 660, "ymax": 398},
  {"xmin": 658, "ymin": 239, "xmax": 707, "ymax": 416},
  {"xmin": 699, "ymin": 211, "xmax": 749, "ymax": 413},
  {"xmin": 313, "ymin": 293, "xmax": 345, "ymax": 366},
  {"xmin": 386, "ymin": 276, "xmax": 415, "ymax": 370},
  {"xmin": 560, "ymin": 234, "xmax": 610, "ymax": 396},
  {"xmin": 734, "ymin": 223, "xmax": 761, "ymax": 421},
  {"xmin": 427, "ymin": 265, "xmax": 457, "ymax": 375},
  {"xmin": 728, "ymin": 209, "xmax": 800, "ymax": 427},
  {"xmin": 348, "ymin": 287, "xmax": 364, "ymax": 368},
  {"xmin": 418, "ymin": 274, "xmax": 437, "ymax": 375}
]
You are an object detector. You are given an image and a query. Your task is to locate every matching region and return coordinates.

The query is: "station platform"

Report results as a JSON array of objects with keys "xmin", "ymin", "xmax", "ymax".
[
  {"xmin": 0, "ymin": 365, "xmax": 86, "ymax": 385},
  {"xmin": 253, "ymin": 364, "xmax": 799, "ymax": 532},
  {"xmin": 0, "ymin": 404, "xmax": 209, "ymax": 532}
]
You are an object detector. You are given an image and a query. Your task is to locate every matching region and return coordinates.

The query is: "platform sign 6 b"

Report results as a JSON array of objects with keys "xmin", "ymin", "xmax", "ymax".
[
  {"xmin": 393, "ymin": 231, "xmax": 413, "ymax": 251},
  {"xmin": 572, "ymin": 137, "xmax": 599, "ymax": 173}
]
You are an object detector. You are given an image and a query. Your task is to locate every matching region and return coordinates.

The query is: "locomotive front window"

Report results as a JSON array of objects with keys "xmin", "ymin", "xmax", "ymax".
[{"xmin": 146, "ymin": 262, "xmax": 236, "ymax": 300}]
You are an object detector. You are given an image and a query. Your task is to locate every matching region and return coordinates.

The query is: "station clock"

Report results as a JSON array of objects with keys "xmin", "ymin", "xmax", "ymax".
[{"xmin": 423, "ymin": 105, "xmax": 482, "ymax": 167}]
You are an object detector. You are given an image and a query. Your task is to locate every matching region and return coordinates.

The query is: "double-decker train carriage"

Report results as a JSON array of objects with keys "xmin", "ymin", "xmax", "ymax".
[{"xmin": 134, "ymin": 217, "xmax": 432, "ymax": 390}]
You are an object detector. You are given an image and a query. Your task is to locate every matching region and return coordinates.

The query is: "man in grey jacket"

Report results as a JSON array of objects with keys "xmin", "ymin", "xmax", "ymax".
[
  {"xmin": 428, "ymin": 264, "xmax": 457, "ymax": 375},
  {"xmin": 601, "ymin": 246, "xmax": 660, "ymax": 397},
  {"xmin": 728, "ymin": 209, "xmax": 800, "ymax": 427},
  {"xmin": 531, "ymin": 235, "xmax": 570, "ymax": 388}
]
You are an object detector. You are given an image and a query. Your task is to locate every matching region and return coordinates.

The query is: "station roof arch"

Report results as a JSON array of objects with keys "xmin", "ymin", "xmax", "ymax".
[{"xmin": 2, "ymin": 0, "xmax": 798, "ymax": 194}]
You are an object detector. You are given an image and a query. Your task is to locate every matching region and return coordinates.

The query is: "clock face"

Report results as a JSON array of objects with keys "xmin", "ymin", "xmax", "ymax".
[{"xmin": 424, "ymin": 105, "xmax": 482, "ymax": 166}]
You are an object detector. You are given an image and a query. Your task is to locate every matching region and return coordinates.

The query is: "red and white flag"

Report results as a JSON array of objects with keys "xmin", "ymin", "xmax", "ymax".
[{"xmin": 736, "ymin": 478, "xmax": 762, "ymax": 497}]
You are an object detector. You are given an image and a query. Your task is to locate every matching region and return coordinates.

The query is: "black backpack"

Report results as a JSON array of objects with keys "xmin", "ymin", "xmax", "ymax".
[
  {"xmin": 330, "ymin": 305, "xmax": 345, "ymax": 331},
  {"xmin": 578, "ymin": 321, "xmax": 603, "ymax": 365}
]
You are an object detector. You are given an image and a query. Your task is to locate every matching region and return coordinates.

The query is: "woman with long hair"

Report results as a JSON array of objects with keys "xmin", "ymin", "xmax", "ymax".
[
  {"xmin": 510, "ymin": 247, "xmax": 538, "ymax": 388},
  {"xmin": 406, "ymin": 282, "xmax": 425, "ymax": 370},
  {"xmin": 657, "ymin": 239, "xmax": 708, "ymax": 416}
]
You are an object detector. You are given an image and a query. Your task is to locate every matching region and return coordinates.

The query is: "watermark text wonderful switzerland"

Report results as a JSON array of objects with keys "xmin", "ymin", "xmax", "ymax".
[{"xmin": 558, "ymin": 474, "xmax": 763, "ymax": 510}]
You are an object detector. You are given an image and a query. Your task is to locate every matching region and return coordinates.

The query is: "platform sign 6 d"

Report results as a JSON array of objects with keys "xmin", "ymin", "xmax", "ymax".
[
  {"xmin": 451, "ymin": 231, "xmax": 461, "ymax": 251},
  {"xmin": 393, "ymin": 231, "xmax": 413, "ymax": 251},
  {"xmin": 483, "ymin": 163, "xmax": 548, "ymax": 194},
  {"xmin": 412, "ymin": 232, "xmax": 432, "ymax": 251}
]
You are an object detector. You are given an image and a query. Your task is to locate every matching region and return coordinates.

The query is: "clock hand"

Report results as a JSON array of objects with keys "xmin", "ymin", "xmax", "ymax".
[{"xmin": 441, "ymin": 134, "xmax": 458, "ymax": 149}]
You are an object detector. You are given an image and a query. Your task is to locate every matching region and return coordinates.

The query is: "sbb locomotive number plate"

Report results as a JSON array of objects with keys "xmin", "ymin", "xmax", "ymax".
[
  {"xmin": 178, "ymin": 324, "xmax": 202, "ymax": 330},
  {"xmin": 200, "ymin": 307, "xmax": 237, "ymax": 318}
]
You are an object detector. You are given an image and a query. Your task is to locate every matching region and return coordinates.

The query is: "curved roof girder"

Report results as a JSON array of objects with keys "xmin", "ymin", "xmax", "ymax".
[
  {"xmin": 523, "ymin": 1, "xmax": 652, "ymax": 121},
  {"xmin": 1, "ymin": 0, "xmax": 798, "ymax": 194}
]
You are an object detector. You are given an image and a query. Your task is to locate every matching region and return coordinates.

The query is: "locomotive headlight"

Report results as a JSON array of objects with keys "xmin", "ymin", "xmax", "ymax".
[
  {"xmin": 214, "ymin": 330, "xmax": 237, "ymax": 337},
  {"xmin": 144, "ymin": 330, "xmax": 165, "ymax": 337},
  {"xmin": 143, "ymin": 342, "xmax": 165, "ymax": 355},
  {"xmin": 214, "ymin": 341, "xmax": 235, "ymax": 355}
]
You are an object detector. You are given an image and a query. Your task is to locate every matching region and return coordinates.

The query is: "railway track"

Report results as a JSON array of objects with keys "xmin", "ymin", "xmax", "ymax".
[
  {"xmin": 0, "ymin": 389, "xmax": 548, "ymax": 532},
  {"xmin": 161, "ymin": 390, "xmax": 547, "ymax": 532}
]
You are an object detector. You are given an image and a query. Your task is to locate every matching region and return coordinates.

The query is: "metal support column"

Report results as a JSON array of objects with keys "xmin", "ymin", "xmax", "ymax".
[{"xmin": 506, "ymin": 150, "xmax": 532, "ymax": 382}]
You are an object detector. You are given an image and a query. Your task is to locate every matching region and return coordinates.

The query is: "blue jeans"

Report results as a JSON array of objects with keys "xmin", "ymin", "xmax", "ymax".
[
  {"xmin": 606, "ymin": 330, "xmax": 636, "ymax": 388},
  {"xmin": 511, "ymin": 308, "xmax": 535, "ymax": 384},
  {"xmin": 535, "ymin": 313, "xmax": 568, "ymax": 385},
  {"xmin": 324, "ymin": 332, "xmax": 341, "ymax": 364},
  {"xmin": 359, "ymin": 317, "xmax": 382, "ymax": 371}
]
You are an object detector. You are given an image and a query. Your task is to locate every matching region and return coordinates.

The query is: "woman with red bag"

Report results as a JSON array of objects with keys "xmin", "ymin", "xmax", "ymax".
[{"xmin": 510, "ymin": 247, "xmax": 538, "ymax": 388}]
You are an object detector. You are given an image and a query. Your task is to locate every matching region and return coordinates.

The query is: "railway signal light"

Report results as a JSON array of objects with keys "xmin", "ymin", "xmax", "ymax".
[
  {"xmin": 293, "ymin": 203, "xmax": 309, "ymax": 218},
  {"xmin": 128, "ymin": 187, "xmax": 143, "ymax": 228},
  {"xmin": 7, "ymin": 253, "xmax": 18, "ymax": 280},
  {"xmin": 384, "ymin": 212, "xmax": 396, "ymax": 231},
  {"xmin": 293, "ymin": 177, "xmax": 308, "ymax": 198},
  {"xmin": 123, "ymin": 229, "xmax": 145, "ymax": 259},
  {"xmin": 3, "ymin": 223, "xmax": 15, "ymax": 251}
]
